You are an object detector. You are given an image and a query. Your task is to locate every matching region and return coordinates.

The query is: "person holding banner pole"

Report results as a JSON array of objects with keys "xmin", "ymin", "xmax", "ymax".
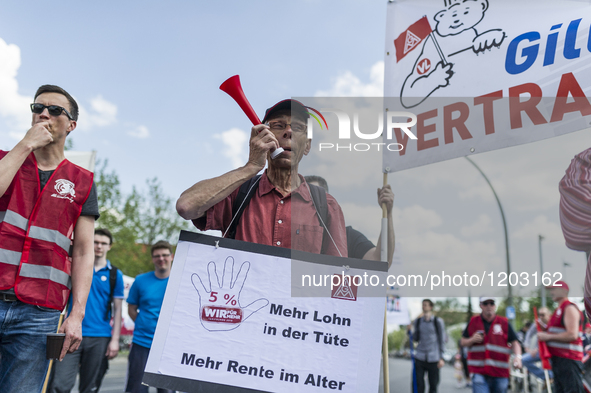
[
  {"xmin": 304, "ymin": 174, "xmax": 395, "ymax": 392},
  {"xmin": 177, "ymin": 99, "xmax": 348, "ymax": 257},
  {"xmin": 303, "ymin": 175, "xmax": 395, "ymax": 265},
  {"xmin": 408, "ymin": 328, "xmax": 418, "ymax": 393},
  {"xmin": 522, "ymin": 307, "xmax": 552, "ymax": 383},
  {"xmin": 538, "ymin": 281, "xmax": 584, "ymax": 393},
  {"xmin": 532, "ymin": 307, "xmax": 553, "ymax": 393}
]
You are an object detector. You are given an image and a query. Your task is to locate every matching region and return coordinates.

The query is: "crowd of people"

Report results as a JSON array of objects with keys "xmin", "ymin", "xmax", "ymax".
[
  {"xmin": 46, "ymin": 230, "xmax": 174, "ymax": 393},
  {"xmin": 408, "ymin": 286, "xmax": 589, "ymax": 393},
  {"xmin": 1, "ymin": 83, "xmax": 590, "ymax": 393},
  {"xmin": 0, "ymin": 85, "xmax": 395, "ymax": 392}
]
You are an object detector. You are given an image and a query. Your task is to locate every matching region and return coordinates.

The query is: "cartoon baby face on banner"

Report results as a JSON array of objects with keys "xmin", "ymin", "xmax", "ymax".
[
  {"xmin": 397, "ymin": 0, "xmax": 506, "ymax": 108},
  {"xmin": 435, "ymin": 0, "xmax": 489, "ymax": 37}
]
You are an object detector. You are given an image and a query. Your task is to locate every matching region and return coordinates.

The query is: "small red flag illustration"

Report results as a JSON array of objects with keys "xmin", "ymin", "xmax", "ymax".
[{"xmin": 394, "ymin": 16, "xmax": 433, "ymax": 62}]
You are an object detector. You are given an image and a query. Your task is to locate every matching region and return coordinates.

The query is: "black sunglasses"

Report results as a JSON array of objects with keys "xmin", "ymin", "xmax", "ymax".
[
  {"xmin": 481, "ymin": 301, "xmax": 495, "ymax": 306},
  {"xmin": 30, "ymin": 103, "xmax": 74, "ymax": 120}
]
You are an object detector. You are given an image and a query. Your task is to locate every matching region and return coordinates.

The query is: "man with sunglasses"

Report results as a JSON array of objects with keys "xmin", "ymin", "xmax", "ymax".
[
  {"xmin": 537, "ymin": 281, "xmax": 584, "ymax": 392},
  {"xmin": 0, "ymin": 85, "xmax": 97, "ymax": 393},
  {"xmin": 177, "ymin": 99, "xmax": 347, "ymax": 257},
  {"xmin": 460, "ymin": 297, "xmax": 522, "ymax": 393}
]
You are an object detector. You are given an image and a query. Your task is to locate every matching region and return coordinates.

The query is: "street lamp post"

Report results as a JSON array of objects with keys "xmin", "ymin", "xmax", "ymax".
[
  {"xmin": 465, "ymin": 157, "xmax": 513, "ymax": 318},
  {"xmin": 562, "ymin": 260, "xmax": 571, "ymax": 280}
]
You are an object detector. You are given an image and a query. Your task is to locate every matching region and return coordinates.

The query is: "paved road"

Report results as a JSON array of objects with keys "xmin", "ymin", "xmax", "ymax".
[
  {"xmin": 67, "ymin": 355, "xmax": 137, "ymax": 393},
  {"xmin": 71, "ymin": 356, "xmax": 528, "ymax": 392},
  {"xmin": 378, "ymin": 357, "xmax": 465, "ymax": 393}
]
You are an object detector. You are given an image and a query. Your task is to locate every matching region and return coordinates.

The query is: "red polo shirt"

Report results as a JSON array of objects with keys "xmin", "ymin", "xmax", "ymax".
[{"xmin": 193, "ymin": 172, "xmax": 348, "ymax": 257}]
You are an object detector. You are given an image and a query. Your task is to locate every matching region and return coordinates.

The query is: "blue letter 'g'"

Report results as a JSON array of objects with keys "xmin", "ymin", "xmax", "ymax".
[{"xmin": 505, "ymin": 32, "xmax": 541, "ymax": 75}]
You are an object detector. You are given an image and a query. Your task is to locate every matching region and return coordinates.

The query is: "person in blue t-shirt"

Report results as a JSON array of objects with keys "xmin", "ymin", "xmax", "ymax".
[
  {"xmin": 50, "ymin": 228, "xmax": 124, "ymax": 393},
  {"xmin": 125, "ymin": 240, "xmax": 175, "ymax": 393}
]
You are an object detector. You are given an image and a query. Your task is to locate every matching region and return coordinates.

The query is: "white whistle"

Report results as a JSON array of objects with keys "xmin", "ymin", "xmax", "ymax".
[{"xmin": 271, "ymin": 148, "xmax": 284, "ymax": 159}]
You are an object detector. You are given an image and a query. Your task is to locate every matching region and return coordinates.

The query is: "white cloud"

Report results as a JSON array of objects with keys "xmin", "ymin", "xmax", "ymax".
[
  {"xmin": 401, "ymin": 231, "xmax": 499, "ymax": 271},
  {"xmin": 0, "ymin": 38, "xmax": 33, "ymax": 139},
  {"xmin": 0, "ymin": 35, "xmax": 153, "ymax": 152},
  {"xmin": 389, "ymin": 206, "xmax": 500, "ymax": 274},
  {"xmin": 128, "ymin": 125, "xmax": 150, "ymax": 139},
  {"xmin": 78, "ymin": 95, "xmax": 118, "ymax": 130},
  {"xmin": 461, "ymin": 214, "xmax": 493, "ymax": 237},
  {"xmin": 315, "ymin": 61, "xmax": 384, "ymax": 97},
  {"xmin": 389, "ymin": 131, "xmax": 586, "ymax": 214},
  {"xmin": 396, "ymin": 204, "xmax": 444, "ymax": 234},
  {"xmin": 513, "ymin": 215, "xmax": 564, "ymax": 245},
  {"xmin": 339, "ymin": 202, "xmax": 382, "ymax": 240},
  {"xmin": 0, "ymin": 36, "xmax": 123, "ymax": 144},
  {"xmin": 9, "ymin": 131, "xmax": 25, "ymax": 141},
  {"xmin": 213, "ymin": 128, "xmax": 249, "ymax": 169},
  {"xmin": 340, "ymin": 203, "xmax": 444, "ymax": 242}
]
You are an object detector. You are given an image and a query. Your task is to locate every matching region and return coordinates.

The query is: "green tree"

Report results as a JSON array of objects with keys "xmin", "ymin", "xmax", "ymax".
[
  {"xmin": 466, "ymin": 293, "xmax": 473, "ymax": 323},
  {"xmin": 525, "ymin": 289, "xmax": 555, "ymax": 320},
  {"xmin": 449, "ymin": 326, "xmax": 464, "ymax": 345},
  {"xmin": 433, "ymin": 298, "xmax": 467, "ymax": 327},
  {"xmin": 388, "ymin": 328, "xmax": 408, "ymax": 352},
  {"xmin": 495, "ymin": 292, "xmax": 555, "ymax": 331},
  {"xmin": 94, "ymin": 159, "xmax": 192, "ymax": 277},
  {"xmin": 130, "ymin": 177, "xmax": 188, "ymax": 246}
]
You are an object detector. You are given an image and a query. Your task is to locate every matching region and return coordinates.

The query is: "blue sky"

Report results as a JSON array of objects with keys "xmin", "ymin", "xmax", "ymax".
[
  {"xmin": 1, "ymin": 1, "xmax": 590, "ymax": 305},
  {"xmin": 0, "ymin": 1, "xmax": 386, "ymax": 199}
]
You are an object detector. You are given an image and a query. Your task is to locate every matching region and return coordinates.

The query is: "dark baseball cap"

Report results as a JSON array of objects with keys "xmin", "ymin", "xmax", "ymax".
[{"xmin": 261, "ymin": 99, "xmax": 310, "ymax": 124}]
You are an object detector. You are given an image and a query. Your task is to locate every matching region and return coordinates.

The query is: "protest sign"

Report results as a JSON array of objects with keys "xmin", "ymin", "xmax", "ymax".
[
  {"xmin": 143, "ymin": 231, "xmax": 388, "ymax": 392},
  {"xmin": 383, "ymin": 0, "xmax": 591, "ymax": 172},
  {"xmin": 385, "ymin": 245, "xmax": 410, "ymax": 326}
]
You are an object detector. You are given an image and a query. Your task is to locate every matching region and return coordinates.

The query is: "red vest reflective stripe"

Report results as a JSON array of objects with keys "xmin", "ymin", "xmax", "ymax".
[
  {"xmin": 466, "ymin": 315, "xmax": 512, "ymax": 378},
  {"xmin": 546, "ymin": 300, "xmax": 584, "ymax": 361},
  {"xmin": 0, "ymin": 151, "xmax": 93, "ymax": 310}
]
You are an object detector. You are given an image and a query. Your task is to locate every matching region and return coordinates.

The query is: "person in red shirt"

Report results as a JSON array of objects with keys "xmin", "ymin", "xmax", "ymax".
[
  {"xmin": 177, "ymin": 100, "xmax": 347, "ymax": 257},
  {"xmin": 538, "ymin": 281, "xmax": 584, "ymax": 393}
]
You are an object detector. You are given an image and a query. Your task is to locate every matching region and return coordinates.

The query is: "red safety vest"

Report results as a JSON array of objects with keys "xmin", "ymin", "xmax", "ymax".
[
  {"xmin": 0, "ymin": 151, "xmax": 93, "ymax": 310},
  {"xmin": 466, "ymin": 315, "xmax": 512, "ymax": 378},
  {"xmin": 546, "ymin": 300, "xmax": 584, "ymax": 361}
]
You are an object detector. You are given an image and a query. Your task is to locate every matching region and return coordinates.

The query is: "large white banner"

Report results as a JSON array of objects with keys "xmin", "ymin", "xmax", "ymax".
[
  {"xmin": 384, "ymin": 0, "xmax": 591, "ymax": 172},
  {"xmin": 144, "ymin": 231, "xmax": 388, "ymax": 393}
]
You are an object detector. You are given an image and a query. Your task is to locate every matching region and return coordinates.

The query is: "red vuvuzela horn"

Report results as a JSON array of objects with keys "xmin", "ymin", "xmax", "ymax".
[
  {"xmin": 219, "ymin": 75, "xmax": 284, "ymax": 159},
  {"xmin": 219, "ymin": 75, "xmax": 261, "ymax": 125}
]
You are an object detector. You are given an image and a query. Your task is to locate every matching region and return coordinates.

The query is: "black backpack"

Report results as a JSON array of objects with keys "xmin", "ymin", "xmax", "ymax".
[
  {"xmin": 226, "ymin": 175, "xmax": 329, "ymax": 251},
  {"xmin": 414, "ymin": 316, "xmax": 443, "ymax": 355},
  {"xmin": 105, "ymin": 265, "xmax": 119, "ymax": 320}
]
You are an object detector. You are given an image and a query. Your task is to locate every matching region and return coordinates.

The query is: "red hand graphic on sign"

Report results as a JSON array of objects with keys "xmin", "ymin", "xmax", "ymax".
[{"xmin": 191, "ymin": 256, "xmax": 269, "ymax": 331}]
